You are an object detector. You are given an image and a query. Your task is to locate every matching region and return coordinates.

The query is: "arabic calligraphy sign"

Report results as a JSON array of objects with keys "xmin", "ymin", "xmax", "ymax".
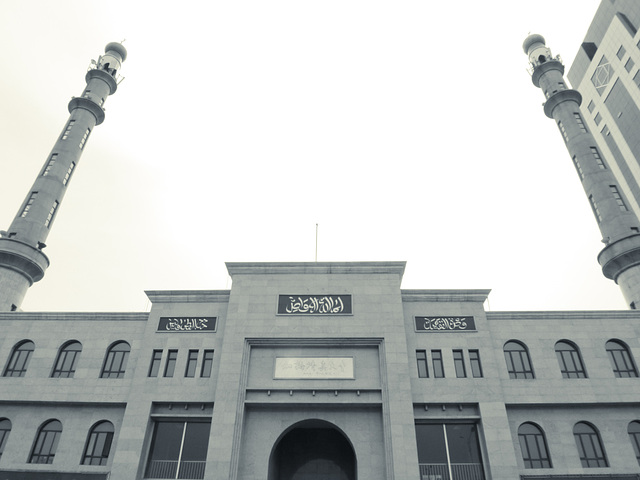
[
  {"xmin": 415, "ymin": 316, "xmax": 476, "ymax": 332},
  {"xmin": 158, "ymin": 317, "xmax": 217, "ymax": 332},
  {"xmin": 277, "ymin": 295, "xmax": 352, "ymax": 315},
  {"xmin": 274, "ymin": 357, "xmax": 354, "ymax": 379}
]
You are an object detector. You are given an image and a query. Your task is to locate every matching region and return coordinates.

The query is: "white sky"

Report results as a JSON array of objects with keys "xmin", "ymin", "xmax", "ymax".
[{"xmin": 1, "ymin": 0, "xmax": 623, "ymax": 312}]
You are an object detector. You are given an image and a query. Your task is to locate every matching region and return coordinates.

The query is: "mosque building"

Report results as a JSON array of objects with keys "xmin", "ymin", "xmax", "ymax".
[{"xmin": 1, "ymin": 3, "xmax": 640, "ymax": 479}]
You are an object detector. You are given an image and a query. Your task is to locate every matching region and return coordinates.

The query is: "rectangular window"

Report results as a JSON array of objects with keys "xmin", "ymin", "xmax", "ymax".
[
  {"xmin": 148, "ymin": 350, "xmax": 162, "ymax": 377},
  {"xmin": 164, "ymin": 350, "xmax": 178, "ymax": 377},
  {"xmin": 432, "ymin": 350, "xmax": 444, "ymax": 378},
  {"xmin": 572, "ymin": 155, "xmax": 584, "ymax": 180},
  {"xmin": 61, "ymin": 120, "xmax": 75, "ymax": 140},
  {"xmin": 587, "ymin": 100, "xmax": 595, "ymax": 112},
  {"xmin": 625, "ymin": 57, "xmax": 635, "ymax": 72},
  {"xmin": 573, "ymin": 112, "xmax": 588, "ymax": 133},
  {"xmin": 415, "ymin": 424, "xmax": 484, "ymax": 480},
  {"xmin": 594, "ymin": 112, "xmax": 602, "ymax": 125},
  {"xmin": 79, "ymin": 128, "xmax": 91, "ymax": 150},
  {"xmin": 42, "ymin": 154, "xmax": 57, "ymax": 176},
  {"xmin": 469, "ymin": 350, "xmax": 483, "ymax": 378},
  {"xmin": 617, "ymin": 45, "xmax": 627, "ymax": 60},
  {"xmin": 20, "ymin": 192, "xmax": 37, "ymax": 218},
  {"xmin": 453, "ymin": 350, "xmax": 466, "ymax": 378},
  {"xmin": 558, "ymin": 120, "xmax": 569, "ymax": 142},
  {"xmin": 145, "ymin": 420, "xmax": 211, "ymax": 479},
  {"xmin": 634, "ymin": 70, "xmax": 640, "ymax": 89},
  {"xmin": 200, "ymin": 350, "xmax": 214, "ymax": 378},
  {"xmin": 416, "ymin": 350, "xmax": 428, "ymax": 378},
  {"xmin": 610, "ymin": 185, "xmax": 629, "ymax": 211},
  {"xmin": 63, "ymin": 162, "xmax": 75, "ymax": 186},
  {"xmin": 44, "ymin": 200, "xmax": 58, "ymax": 228},
  {"xmin": 589, "ymin": 195, "xmax": 602, "ymax": 223},
  {"xmin": 185, "ymin": 350, "xmax": 198, "ymax": 378},
  {"xmin": 591, "ymin": 146, "xmax": 606, "ymax": 169}
]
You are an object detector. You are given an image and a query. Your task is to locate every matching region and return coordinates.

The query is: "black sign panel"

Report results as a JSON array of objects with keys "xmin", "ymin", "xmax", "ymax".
[
  {"xmin": 278, "ymin": 295, "xmax": 352, "ymax": 315},
  {"xmin": 415, "ymin": 316, "xmax": 476, "ymax": 332},
  {"xmin": 158, "ymin": 317, "xmax": 217, "ymax": 332}
]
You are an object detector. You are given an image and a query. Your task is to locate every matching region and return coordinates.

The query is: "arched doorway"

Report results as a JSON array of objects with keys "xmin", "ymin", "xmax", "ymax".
[{"xmin": 268, "ymin": 419, "xmax": 356, "ymax": 480}]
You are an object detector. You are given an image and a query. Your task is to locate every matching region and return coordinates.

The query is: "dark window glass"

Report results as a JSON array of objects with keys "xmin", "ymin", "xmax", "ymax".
[
  {"xmin": 149, "ymin": 350, "xmax": 162, "ymax": 377},
  {"xmin": 617, "ymin": 45, "xmax": 626, "ymax": 60},
  {"xmin": 469, "ymin": 350, "xmax": 483, "ymax": 378},
  {"xmin": 415, "ymin": 423, "xmax": 484, "ymax": 480},
  {"xmin": 591, "ymin": 146, "xmax": 607, "ymax": 169},
  {"xmin": 573, "ymin": 422, "xmax": 608, "ymax": 468},
  {"xmin": 503, "ymin": 341, "xmax": 534, "ymax": 379},
  {"xmin": 61, "ymin": 119, "xmax": 75, "ymax": 140},
  {"xmin": 0, "ymin": 418, "xmax": 11, "ymax": 459},
  {"xmin": 100, "ymin": 341, "xmax": 130, "ymax": 378},
  {"xmin": 416, "ymin": 350, "xmax": 428, "ymax": 378},
  {"xmin": 555, "ymin": 341, "xmax": 587, "ymax": 378},
  {"xmin": 145, "ymin": 420, "xmax": 211, "ymax": 479},
  {"xmin": 558, "ymin": 120, "xmax": 569, "ymax": 142},
  {"xmin": 573, "ymin": 112, "xmax": 588, "ymax": 133},
  {"xmin": 606, "ymin": 340, "xmax": 638, "ymax": 377},
  {"xmin": 185, "ymin": 350, "xmax": 198, "ymax": 378},
  {"xmin": 29, "ymin": 419, "xmax": 62, "ymax": 464},
  {"xmin": 200, "ymin": 350, "xmax": 214, "ymax": 378},
  {"xmin": 82, "ymin": 421, "xmax": 114, "ymax": 466},
  {"xmin": 432, "ymin": 350, "xmax": 444, "ymax": 378},
  {"xmin": 610, "ymin": 185, "xmax": 629, "ymax": 211},
  {"xmin": 453, "ymin": 350, "xmax": 466, "ymax": 378},
  {"xmin": 629, "ymin": 421, "xmax": 640, "ymax": 466},
  {"xmin": 42, "ymin": 154, "xmax": 57, "ymax": 176},
  {"xmin": 51, "ymin": 341, "xmax": 82, "ymax": 378},
  {"xmin": 164, "ymin": 350, "xmax": 178, "ymax": 377},
  {"xmin": 3, "ymin": 340, "xmax": 35, "ymax": 377},
  {"xmin": 518, "ymin": 423, "xmax": 552, "ymax": 468}
]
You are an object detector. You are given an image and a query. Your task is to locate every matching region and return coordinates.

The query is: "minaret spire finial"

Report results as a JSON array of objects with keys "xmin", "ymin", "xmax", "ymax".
[{"xmin": 0, "ymin": 42, "xmax": 127, "ymax": 311}]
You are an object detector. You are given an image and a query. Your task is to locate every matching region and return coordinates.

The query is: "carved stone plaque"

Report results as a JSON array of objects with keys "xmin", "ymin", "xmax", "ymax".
[
  {"xmin": 277, "ymin": 295, "xmax": 352, "ymax": 315},
  {"xmin": 414, "ymin": 316, "xmax": 476, "ymax": 332},
  {"xmin": 157, "ymin": 317, "xmax": 216, "ymax": 332},
  {"xmin": 274, "ymin": 357, "xmax": 354, "ymax": 379}
]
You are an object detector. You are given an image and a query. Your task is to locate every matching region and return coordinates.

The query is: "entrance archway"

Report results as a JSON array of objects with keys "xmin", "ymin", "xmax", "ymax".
[{"xmin": 268, "ymin": 419, "xmax": 356, "ymax": 480}]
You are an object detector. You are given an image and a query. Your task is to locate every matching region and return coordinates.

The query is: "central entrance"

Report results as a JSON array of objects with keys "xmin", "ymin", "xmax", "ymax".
[{"xmin": 268, "ymin": 420, "xmax": 356, "ymax": 480}]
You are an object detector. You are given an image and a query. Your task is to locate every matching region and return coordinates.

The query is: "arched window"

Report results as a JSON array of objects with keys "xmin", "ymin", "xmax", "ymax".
[
  {"xmin": 29, "ymin": 419, "xmax": 62, "ymax": 464},
  {"xmin": 82, "ymin": 421, "xmax": 114, "ymax": 465},
  {"xmin": 518, "ymin": 422, "xmax": 552, "ymax": 468},
  {"xmin": 0, "ymin": 418, "xmax": 11, "ymax": 459},
  {"xmin": 555, "ymin": 341, "xmax": 587, "ymax": 378},
  {"xmin": 503, "ymin": 341, "xmax": 534, "ymax": 379},
  {"xmin": 606, "ymin": 340, "xmax": 638, "ymax": 377},
  {"xmin": 100, "ymin": 341, "xmax": 130, "ymax": 378},
  {"xmin": 51, "ymin": 341, "xmax": 82, "ymax": 378},
  {"xmin": 629, "ymin": 421, "xmax": 640, "ymax": 466},
  {"xmin": 3, "ymin": 340, "xmax": 35, "ymax": 377},
  {"xmin": 573, "ymin": 422, "xmax": 608, "ymax": 468}
]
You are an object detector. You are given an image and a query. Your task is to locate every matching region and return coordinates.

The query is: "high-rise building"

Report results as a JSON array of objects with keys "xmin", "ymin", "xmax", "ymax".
[{"xmin": 568, "ymin": 2, "xmax": 640, "ymax": 221}]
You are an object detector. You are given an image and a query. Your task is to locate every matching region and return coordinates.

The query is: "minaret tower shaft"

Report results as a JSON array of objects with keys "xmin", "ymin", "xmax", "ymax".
[
  {"xmin": 524, "ymin": 34, "xmax": 640, "ymax": 309},
  {"xmin": 0, "ymin": 42, "xmax": 127, "ymax": 311}
]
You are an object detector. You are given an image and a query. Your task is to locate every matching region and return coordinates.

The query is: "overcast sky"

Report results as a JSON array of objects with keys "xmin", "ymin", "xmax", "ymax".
[{"xmin": 2, "ymin": 0, "xmax": 622, "ymax": 312}]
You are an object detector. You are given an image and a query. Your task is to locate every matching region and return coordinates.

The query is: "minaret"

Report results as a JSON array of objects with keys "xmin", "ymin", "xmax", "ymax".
[
  {"xmin": 0, "ymin": 42, "xmax": 127, "ymax": 311},
  {"xmin": 524, "ymin": 34, "xmax": 640, "ymax": 309}
]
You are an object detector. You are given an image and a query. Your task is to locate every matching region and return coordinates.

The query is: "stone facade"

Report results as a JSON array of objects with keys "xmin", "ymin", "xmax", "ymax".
[{"xmin": 0, "ymin": 261, "xmax": 639, "ymax": 480}]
